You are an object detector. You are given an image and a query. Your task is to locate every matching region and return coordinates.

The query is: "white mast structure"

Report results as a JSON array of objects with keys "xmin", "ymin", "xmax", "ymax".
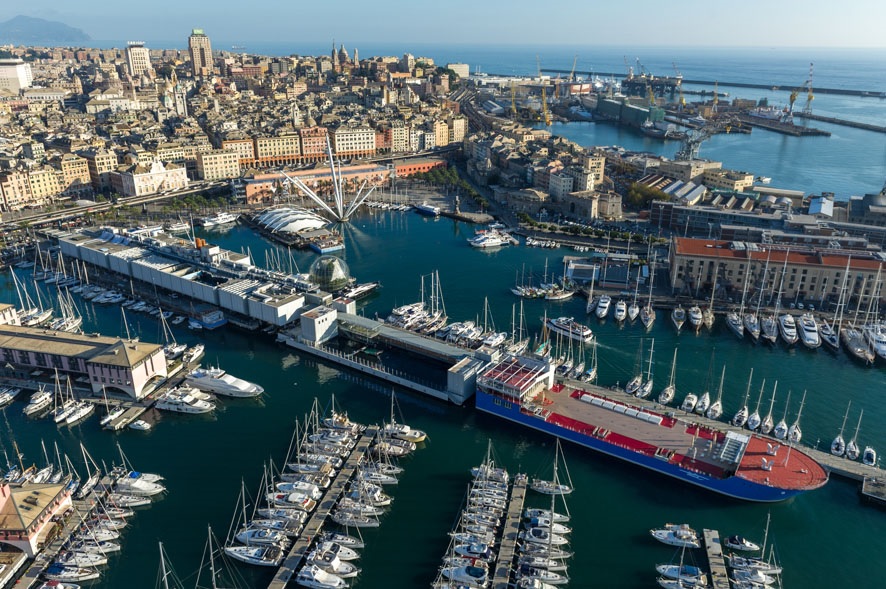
[{"xmin": 279, "ymin": 136, "xmax": 377, "ymax": 222}]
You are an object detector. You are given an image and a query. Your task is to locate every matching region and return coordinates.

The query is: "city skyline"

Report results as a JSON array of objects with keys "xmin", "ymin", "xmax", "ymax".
[{"xmin": 2, "ymin": 1, "xmax": 886, "ymax": 49}]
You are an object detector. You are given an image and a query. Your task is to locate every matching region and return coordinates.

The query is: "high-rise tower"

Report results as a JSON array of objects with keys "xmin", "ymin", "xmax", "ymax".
[{"xmin": 188, "ymin": 29, "xmax": 214, "ymax": 78}]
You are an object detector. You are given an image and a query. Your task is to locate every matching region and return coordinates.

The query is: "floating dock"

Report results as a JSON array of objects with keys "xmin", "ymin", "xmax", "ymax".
[
  {"xmin": 702, "ymin": 529, "xmax": 731, "ymax": 589},
  {"xmin": 267, "ymin": 428, "xmax": 376, "ymax": 589},
  {"xmin": 793, "ymin": 112, "xmax": 886, "ymax": 134},
  {"xmin": 491, "ymin": 473, "xmax": 528, "ymax": 589},
  {"xmin": 737, "ymin": 115, "xmax": 830, "ymax": 136}
]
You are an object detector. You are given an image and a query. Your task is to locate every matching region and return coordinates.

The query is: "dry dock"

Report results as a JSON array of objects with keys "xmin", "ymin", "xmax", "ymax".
[
  {"xmin": 491, "ymin": 473, "xmax": 528, "ymax": 589},
  {"xmin": 267, "ymin": 428, "xmax": 376, "ymax": 589}
]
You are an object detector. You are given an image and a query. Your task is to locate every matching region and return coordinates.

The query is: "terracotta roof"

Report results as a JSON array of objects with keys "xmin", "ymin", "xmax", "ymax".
[{"xmin": 673, "ymin": 238, "xmax": 883, "ymax": 271}]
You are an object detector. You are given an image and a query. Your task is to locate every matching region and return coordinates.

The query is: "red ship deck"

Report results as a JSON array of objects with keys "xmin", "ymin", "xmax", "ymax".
[
  {"xmin": 735, "ymin": 435, "xmax": 828, "ymax": 490},
  {"xmin": 531, "ymin": 386, "xmax": 827, "ymax": 490}
]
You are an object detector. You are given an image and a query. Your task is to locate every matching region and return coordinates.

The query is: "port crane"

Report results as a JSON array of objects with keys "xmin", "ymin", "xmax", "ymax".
[
  {"xmin": 801, "ymin": 62, "xmax": 814, "ymax": 116},
  {"xmin": 674, "ymin": 116, "xmax": 738, "ymax": 161},
  {"xmin": 537, "ymin": 55, "xmax": 552, "ymax": 126}
]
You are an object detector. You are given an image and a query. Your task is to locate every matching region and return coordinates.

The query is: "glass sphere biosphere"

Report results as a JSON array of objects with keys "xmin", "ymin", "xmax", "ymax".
[{"xmin": 309, "ymin": 255, "xmax": 351, "ymax": 292}]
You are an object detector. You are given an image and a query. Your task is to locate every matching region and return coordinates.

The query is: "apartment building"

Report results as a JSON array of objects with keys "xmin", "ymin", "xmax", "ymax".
[{"xmin": 196, "ymin": 150, "xmax": 240, "ymax": 181}]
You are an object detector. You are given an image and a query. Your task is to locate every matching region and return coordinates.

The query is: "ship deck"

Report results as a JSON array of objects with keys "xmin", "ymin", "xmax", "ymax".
[
  {"xmin": 538, "ymin": 386, "xmax": 736, "ymax": 478},
  {"xmin": 532, "ymin": 384, "xmax": 827, "ymax": 490}
]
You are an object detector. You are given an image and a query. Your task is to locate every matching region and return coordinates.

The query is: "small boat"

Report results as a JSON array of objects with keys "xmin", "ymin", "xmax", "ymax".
[
  {"xmin": 863, "ymin": 446, "xmax": 878, "ymax": 467},
  {"xmin": 519, "ymin": 526, "xmax": 569, "ymax": 546},
  {"xmin": 655, "ymin": 563, "xmax": 707, "ymax": 585},
  {"xmin": 440, "ymin": 564, "xmax": 489, "ymax": 588},
  {"xmin": 680, "ymin": 393, "xmax": 697, "ymax": 413},
  {"xmin": 724, "ymin": 535, "xmax": 761, "ymax": 552},
  {"xmin": 595, "ymin": 295, "xmax": 611, "ymax": 319},
  {"xmin": 845, "ymin": 410, "xmax": 864, "ymax": 461},
  {"xmin": 107, "ymin": 493, "xmax": 151, "ymax": 507},
  {"xmin": 129, "ymin": 419, "xmax": 152, "ymax": 431},
  {"xmin": 777, "ymin": 313, "xmax": 798, "ymax": 345},
  {"xmin": 614, "ymin": 299, "xmax": 627, "ymax": 322},
  {"xmin": 41, "ymin": 565, "xmax": 100, "ymax": 583},
  {"xmin": 687, "ymin": 306, "xmax": 703, "ymax": 331},
  {"xmin": 671, "ymin": 305, "xmax": 685, "ymax": 332},
  {"xmin": 224, "ymin": 544, "xmax": 285, "ymax": 567},
  {"xmin": 307, "ymin": 548, "xmax": 362, "ymax": 578},
  {"xmin": 525, "ymin": 517, "xmax": 571, "ymax": 535},
  {"xmin": 658, "ymin": 348, "xmax": 678, "ymax": 405},
  {"xmin": 234, "ymin": 527, "xmax": 288, "ymax": 546},
  {"xmin": 523, "ymin": 508, "xmax": 569, "ymax": 523},
  {"xmin": 831, "ymin": 402, "xmax": 851, "ymax": 457},
  {"xmin": 319, "ymin": 531, "xmax": 365, "ymax": 549},
  {"xmin": 650, "ymin": 525, "xmax": 700, "ymax": 549},
  {"xmin": 529, "ymin": 479, "xmax": 572, "ymax": 495}
]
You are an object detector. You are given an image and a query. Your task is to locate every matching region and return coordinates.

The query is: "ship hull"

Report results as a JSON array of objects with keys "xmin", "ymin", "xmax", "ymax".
[{"xmin": 475, "ymin": 391, "xmax": 805, "ymax": 503}]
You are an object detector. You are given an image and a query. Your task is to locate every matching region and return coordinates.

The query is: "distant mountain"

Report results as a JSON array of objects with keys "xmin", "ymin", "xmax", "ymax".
[{"xmin": 0, "ymin": 15, "xmax": 91, "ymax": 46}]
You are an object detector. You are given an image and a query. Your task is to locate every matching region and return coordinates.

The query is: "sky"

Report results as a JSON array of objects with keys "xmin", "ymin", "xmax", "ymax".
[{"xmin": 2, "ymin": 1, "xmax": 885, "ymax": 49}]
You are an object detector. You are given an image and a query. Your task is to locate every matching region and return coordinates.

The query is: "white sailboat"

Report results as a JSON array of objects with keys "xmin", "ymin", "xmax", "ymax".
[
  {"xmin": 636, "ymin": 339, "xmax": 655, "ymax": 398},
  {"xmin": 670, "ymin": 304, "xmax": 685, "ymax": 333},
  {"xmin": 787, "ymin": 390, "xmax": 805, "ymax": 444},
  {"xmin": 830, "ymin": 401, "xmax": 851, "ymax": 457},
  {"xmin": 530, "ymin": 440, "xmax": 574, "ymax": 495},
  {"xmin": 640, "ymin": 255, "xmax": 656, "ymax": 330},
  {"xmin": 773, "ymin": 390, "xmax": 792, "ymax": 440},
  {"xmin": 845, "ymin": 410, "xmax": 864, "ymax": 461},
  {"xmin": 705, "ymin": 366, "xmax": 726, "ymax": 420},
  {"xmin": 628, "ymin": 272, "xmax": 640, "ymax": 322},
  {"xmin": 731, "ymin": 368, "xmax": 753, "ymax": 428},
  {"xmin": 585, "ymin": 270, "xmax": 597, "ymax": 315},
  {"xmin": 759, "ymin": 382, "xmax": 778, "ymax": 436},
  {"xmin": 702, "ymin": 269, "xmax": 717, "ymax": 329},
  {"xmin": 726, "ymin": 264, "xmax": 750, "ymax": 339},
  {"xmin": 746, "ymin": 379, "xmax": 767, "ymax": 431},
  {"xmin": 658, "ymin": 348, "xmax": 678, "ymax": 405},
  {"xmin": 822, "ymin": 257, "xmax": 851, "ymax": 351},
  {"xmin": 693, "ymin": 351, "xmax": 715, "ymax": 416},
  {"xmin": 625, "ymin": 339, "xmax": 644, "ymax": 395}
]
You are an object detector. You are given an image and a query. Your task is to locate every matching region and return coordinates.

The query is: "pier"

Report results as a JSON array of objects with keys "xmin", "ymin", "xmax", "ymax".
[
  {"xmin": 491, "ymin": 473, "xmax": 528, "ymax": 589},
  {"xmin": 267, "ymin": 427, "xmax": 376, "ymax": 589},
  {"xmin": 793, "ymin": 112, "xmax": 886, "ymax": 134},
  {"xmin": 861, "ymin": 476, "xmax": 886, "ymax": 507},
  {"xmin": 702, "ymin": 529, "xmax": 731, "ymax": 589},
  {"xmin": 737, "ymin": 115, "xmax": 831, "ymax": 136}
]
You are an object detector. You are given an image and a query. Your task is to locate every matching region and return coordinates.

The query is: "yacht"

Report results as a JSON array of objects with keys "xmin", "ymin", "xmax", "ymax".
[
  {"xmin": 777, "ymin": 314, "xmax": 798, "ymax": 345},
  {"xmin": 154, "ymin": 390, "xmax": 215, "ymax": 414},
  {"xmin": 224, "ymin": 544, "xmax": 284, "ymax": 567},
  {"xmin": 185, "ymin": 366, "xmax": 264, "ymax": 398},
  {"xmin": 726, "ymin": 310, "xmax": 744, "ymax": 339},
  {"xmin": 863, "ymin": 323, "xmax": 886, "ymax": 362},
  {"xmin": 743, "ymin": 313, "xmax": 761, "ymax": 343},
  {"xmin": 198, "ymin": 211, "xmax": 238, "ymax": 227},
  {"xmin": 796, "ymin": 313, "xmax": 821, "ymax": 348},
  {"xmin": 671, "ymin": 305, "xmax": 686, "ymax": 332},
  {"xmin": 680, "ymin": 393, "xmax": 698, "ymax": 413},
  {"xmin": 863, "ymin": 446, "xmax": 878, "ymax": 467},
  {"xmin": 23, "ymin": 387, "xmax": 53, "ymax": 416},
  {"xmin": 440, "ymin": 565, "xmax": 489, "ymax": 588},
  {"xmin": 640, "ymin": 305, "xmax": 656, "ymax": 330},
  {"xmin": 546, "ymin": 317, "xmax": 594, "ymax": 344},
  {"xmin": 613, "ymin": 299, "xmax": 627, "ymax": 322},
  {"xmin": 760, "ymin": 314, "xmax": 779, "ymax": 345},
  {"xmin": 687, "ymin": 305, "xmax": 703, "ymax": 331},
  {"xmin": 649, "ymin": 525, "xmax": 700, "ymax": 549},
  {"xmin": 307, "ymin": 548, "xmax": 361, "ymax": 578},
  {"xmin": 595, "ymin": 295, "xmax": 611, "ymax": 320},
  {"xmin": 468, "ymin": 231, "xmax": 506, "ymax": 248},
  {"xmin": 65, "ymin": 401, "xmax": 95, "ymax": 426}
]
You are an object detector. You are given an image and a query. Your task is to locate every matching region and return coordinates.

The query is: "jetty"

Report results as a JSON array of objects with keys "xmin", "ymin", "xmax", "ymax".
[
  {"xmin": 267, "ymin": 427, "xmax": 376, "ymax": 589},
  {"xmin": 861, "ymin": 476, "xmax": 886, "ymax": 507},
  {"xmin": 490, "ymin": 473, "xmax": 528, "ymax": 589},
  {"xmin": 702, "ymin": 529, "xmax": 731, "ymax": 589},
  {"xmin": 737, "ymin": 115, "xmax": 830, "ymax": 136},
  {"xmin": 793, "ymin": 111, "xmax": 886, "ymax": 134}
]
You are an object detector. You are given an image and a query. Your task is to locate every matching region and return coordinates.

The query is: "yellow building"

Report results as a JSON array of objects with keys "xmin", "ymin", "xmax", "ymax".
[
  {"xmin": 254, "ymin": 135, "xmax": 301, "ymax": 167},
  {"xmin": 196, "ymin": 150, "xmax": 240, "ymax": 181}
]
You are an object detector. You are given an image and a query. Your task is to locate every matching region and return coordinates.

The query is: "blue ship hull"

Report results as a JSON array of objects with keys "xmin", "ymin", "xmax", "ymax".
[{"xmin": 475, "ymin": 391, "xmax": 804, "ymax": 502}]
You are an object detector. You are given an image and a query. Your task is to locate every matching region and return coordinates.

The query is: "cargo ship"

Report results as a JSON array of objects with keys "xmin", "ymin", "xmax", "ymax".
[{"xmin": 475, "ymin": 354, "xmax": 828, "ymax": 502}]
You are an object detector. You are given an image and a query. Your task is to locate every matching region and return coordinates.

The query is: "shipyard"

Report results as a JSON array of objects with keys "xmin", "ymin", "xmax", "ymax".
[{"xmin": 0, "ymin": 5, "xmax": 885, "ymax": 587}]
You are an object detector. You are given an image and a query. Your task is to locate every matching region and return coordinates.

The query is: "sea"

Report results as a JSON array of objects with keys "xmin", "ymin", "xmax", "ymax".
[{"xmin": 4, "ymin": 45, "xmax": 886, "ymax": 588}]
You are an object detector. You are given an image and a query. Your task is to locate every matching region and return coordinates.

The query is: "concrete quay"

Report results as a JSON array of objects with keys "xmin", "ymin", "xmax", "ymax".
[{"xmin": 267, "ymin": 428, "xmax": 376, "ymax": 589}]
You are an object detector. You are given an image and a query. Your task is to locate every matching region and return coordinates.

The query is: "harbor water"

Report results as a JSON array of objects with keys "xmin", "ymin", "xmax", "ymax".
[{"xmin": 2, "ymin": 211, "xmax": 885, "ymax": 588}]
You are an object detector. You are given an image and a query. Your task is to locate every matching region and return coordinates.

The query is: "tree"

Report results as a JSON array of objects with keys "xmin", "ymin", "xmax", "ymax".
[{"xmin": 627, "ymin": 182, "xmax": 670, "ymax": 209}]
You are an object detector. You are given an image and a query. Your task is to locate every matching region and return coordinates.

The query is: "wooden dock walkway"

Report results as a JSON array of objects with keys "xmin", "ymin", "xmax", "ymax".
[
  {"xmin": 702, "ymin": 529, "xmax": 731, "ymax": 589},
  {"xmin": 267, "ymin": 428, "xmax": 376, "ymax": 589},
  {"xmin": 491, "ymin": 473, "xmax": 528, "ymax": 589},
  {"xmin": 564, "ymin": 378, "xmax": 883, "ymax": 484}
]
